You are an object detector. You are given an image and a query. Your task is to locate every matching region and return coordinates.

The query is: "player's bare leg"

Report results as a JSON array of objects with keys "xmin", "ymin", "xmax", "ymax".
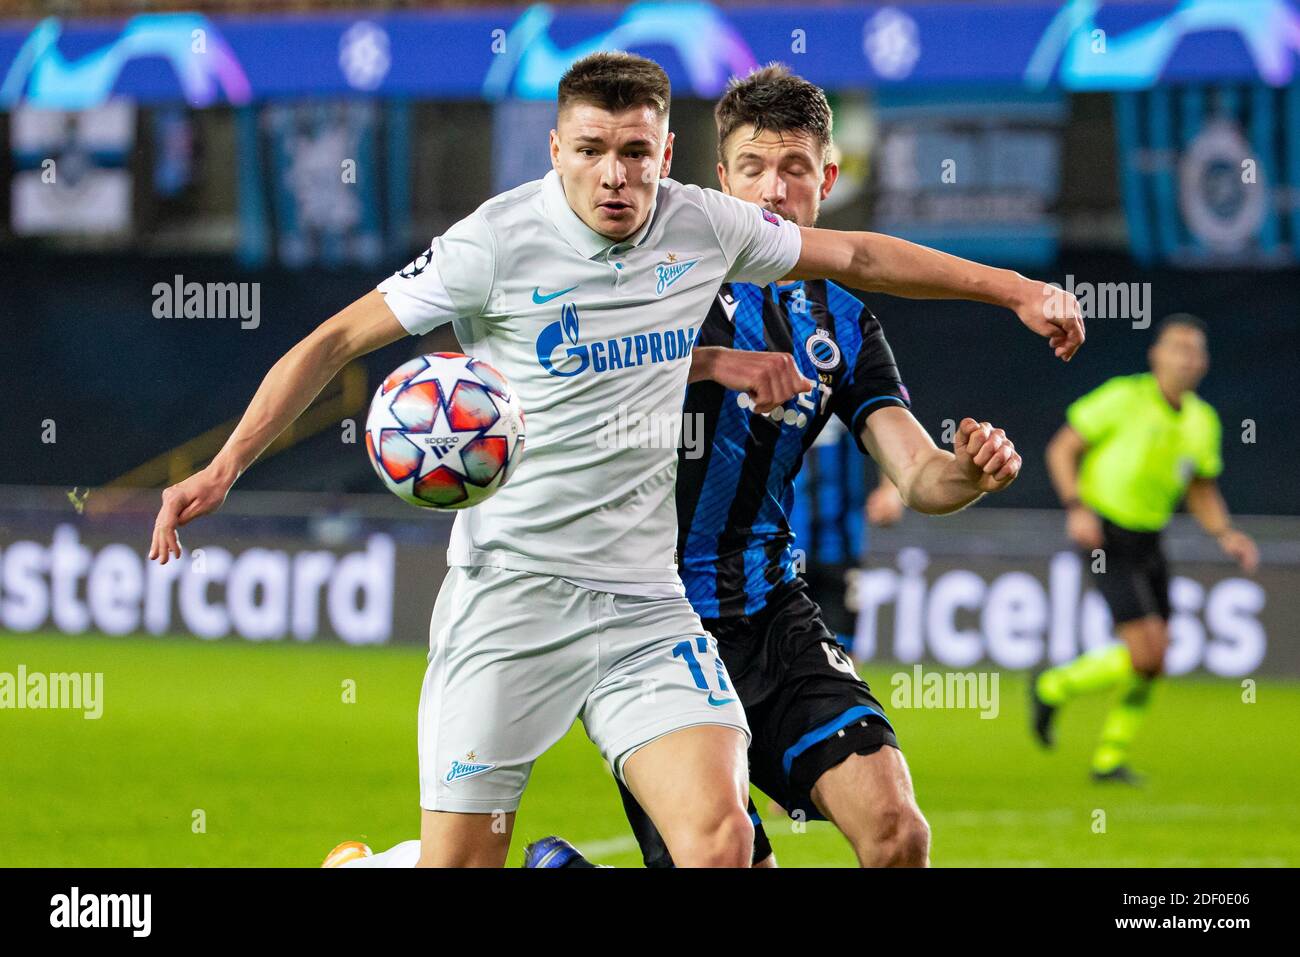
[
  {"xmin": 1034, "ymin": 613, "xmax": 1159, "ymax": 741},
  {"xmin": 809, "ymin": 747, "xmax": 930, "ymax": 867},
  {"xmin": 1086, "ymin": 616, "xmax": 1165, "ymax": 782},
  {"xmin": 417, "ymin": 809, "xmax": 515, "ymax": 867},
  {"xmin": 621, "ymin": 725, "xmax": 753, "ymax": 868},
  {"xmin": 1118, "ymin": 615, "xmax": 1168, "ymax": 677}
]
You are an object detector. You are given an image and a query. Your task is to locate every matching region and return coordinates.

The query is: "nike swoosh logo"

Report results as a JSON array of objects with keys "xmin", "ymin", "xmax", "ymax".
[
  {"xmin": 707, "ymin": 693, "xmax": 737, "ymax": 707},
  {"xmin": 532, "ymin": 285, "xmax": 578, "ymax": 304}
]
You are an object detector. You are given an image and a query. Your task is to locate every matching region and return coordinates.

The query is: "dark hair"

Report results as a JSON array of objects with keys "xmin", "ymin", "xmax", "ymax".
[
  {"xmin": 714, "ymin": 63, "xmax": 833, "ymax": 165},
  {"xmin": 1155, "ymin": 313, "xmax": 1208, "ymax": 341},
  {"xmin": 558, "ymin": 52, "xmax": 670, "ymax": 118}
]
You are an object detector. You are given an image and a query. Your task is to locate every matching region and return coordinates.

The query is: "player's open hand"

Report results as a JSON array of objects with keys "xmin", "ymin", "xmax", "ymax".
[
  {"xmin": 705, "ymin": 348, "xmax": 813, "ymax": 414},
  {"xmin": 1065, "ymin": 504, "xmax": 1104, "ymax": 551},
  {"xmin": 953, "ymin": 417, "xmax": 1021, "ymax": 493},
  {"xmin": 1218, "ymin": 529, "xmax": 1259, "ymax": 575},
  {"xmin": 148, "ymin": 465, "xmax": 236, "ymax": 564},
  {"xmin": 866, "ymin": 482, "xmax": 904, "ymax": 526},
  {"xmin": 1017, "ymin": 277, "xmax": 1085, "ymax": 362}
]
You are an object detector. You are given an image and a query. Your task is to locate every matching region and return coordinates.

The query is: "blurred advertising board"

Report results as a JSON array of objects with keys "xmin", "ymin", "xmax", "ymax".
[
  {"xmin": 872, "ymin": 89, "xmax": 1065, "ymax": 268},
  {"xmin": 4, "ymin": 490, "xmax": 1295, "ymax": 680},
  {"xmin": 850, "ymin": 509, "xmax": 1299, "ymax": 678},
  {"xmin": 0, "ymin": 488, "xmax": 451, "ymax": 646}
]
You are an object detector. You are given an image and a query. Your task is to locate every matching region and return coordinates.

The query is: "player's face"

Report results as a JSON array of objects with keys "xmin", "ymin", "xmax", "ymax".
[
  {"xmin": 1149, "ymin": 324, "xmax": 1209, "ymax": 392},
  {"xmin": 551, "ymin": 102, "xmax": 673, "ymax": 241},
  {"xmin": 717, "ymin": 124, "xmax": 836, "ymax": 228}
]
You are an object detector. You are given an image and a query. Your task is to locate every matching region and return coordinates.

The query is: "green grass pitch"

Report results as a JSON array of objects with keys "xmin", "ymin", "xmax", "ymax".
[{"xmin": 1, "ymin": 632, "xmax": 1297, "ymax": 867}]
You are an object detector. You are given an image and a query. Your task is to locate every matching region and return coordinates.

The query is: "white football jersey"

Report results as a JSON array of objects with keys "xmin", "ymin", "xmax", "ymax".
[{"xmin": 377, "ymin": 170, "xmax": 801, "ymax": 586}]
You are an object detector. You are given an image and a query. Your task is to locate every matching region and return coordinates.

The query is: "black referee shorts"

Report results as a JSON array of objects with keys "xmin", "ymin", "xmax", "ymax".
[{"xmin": 1089, "ymin": 518, "xmax": 1171, "ymax": 624}]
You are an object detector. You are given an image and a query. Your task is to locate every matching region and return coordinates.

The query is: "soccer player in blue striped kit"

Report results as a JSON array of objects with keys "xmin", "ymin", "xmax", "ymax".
[{"xmin": 529, "ymin": 65, "xmax": 1031, "ymax": 869}]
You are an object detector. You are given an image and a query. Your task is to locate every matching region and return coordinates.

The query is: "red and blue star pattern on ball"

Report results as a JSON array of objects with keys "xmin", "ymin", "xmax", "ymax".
[{"xmin": 365, "ymin": 353, "xmax": 525, "ymax": 509}]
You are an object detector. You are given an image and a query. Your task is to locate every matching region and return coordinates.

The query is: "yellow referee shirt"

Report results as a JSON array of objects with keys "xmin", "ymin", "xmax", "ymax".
[{"xmin": 1068, "ymin": 373, "xmax": 1222, "ymax": 532}]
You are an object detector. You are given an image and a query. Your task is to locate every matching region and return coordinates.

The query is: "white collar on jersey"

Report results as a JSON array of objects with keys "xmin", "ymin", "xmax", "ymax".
[{"xmin": 541, "ymin": 169, "xmax": 659, "ymax": 260}]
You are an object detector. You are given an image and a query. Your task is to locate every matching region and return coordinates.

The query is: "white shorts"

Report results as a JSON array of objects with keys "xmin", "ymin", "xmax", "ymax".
[{"xmin": 418, "ymin": 564, "xmax": 749, "ymax": 813}]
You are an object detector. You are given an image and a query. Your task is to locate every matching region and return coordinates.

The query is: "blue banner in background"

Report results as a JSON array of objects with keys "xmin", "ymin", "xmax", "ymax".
[
  {"xmin": 235, "ymin": 99, "xmax": 411, "ymax": 269},
  {"xmin": 872, "ymin": 88, "xmax": 1065, "ymax": 268},
  {"xmin": 0, "ymin": 1, "xmax": 1297, "ymax": 109},
  {"xmin": 1116, "ymin": 83, "xmax": 1300, "ymax": 266}
]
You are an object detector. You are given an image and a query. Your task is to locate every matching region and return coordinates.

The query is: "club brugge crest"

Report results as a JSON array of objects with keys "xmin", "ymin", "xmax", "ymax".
[
  {"xmin": 1178, "ymin": 120, "xmax": 1267, "ymax": 253},
  {"xmin": 804, "ymin": 330, "xmax": 841, "ymax": 371}
]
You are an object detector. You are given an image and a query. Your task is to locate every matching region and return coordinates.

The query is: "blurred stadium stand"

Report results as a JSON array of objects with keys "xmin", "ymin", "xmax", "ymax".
[
  {"xmin": 4, "ymin": 69, "xmax": 1295, "ymax": 512},
  {"xmin": 2, "ymin": 0, "xmax": 1297, "ymax": 655}
]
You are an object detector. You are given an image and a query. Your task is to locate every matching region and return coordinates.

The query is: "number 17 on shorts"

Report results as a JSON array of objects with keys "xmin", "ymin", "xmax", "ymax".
[{"xmin": 672, "ymin": 636, "xmax": 738, "ymax": 708}]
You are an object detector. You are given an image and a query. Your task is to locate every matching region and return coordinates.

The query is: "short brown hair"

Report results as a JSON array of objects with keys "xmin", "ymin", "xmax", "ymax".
[
  {"xmin": 714, "ymin": 63, "xmax": 832, "ymax": 165},
  {"xmin": 558, "ymin": 52, "xmax": 670, "ymax": 119}
]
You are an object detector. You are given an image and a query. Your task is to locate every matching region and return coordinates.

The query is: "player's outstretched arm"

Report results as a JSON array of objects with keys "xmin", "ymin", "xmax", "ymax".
[
  {"xmin": 1185, "ymin": 478, "xmax": 1259, "ymax": 574},
  {"xmin": 787, "ymin": 228, "xmax": 1085, "ymax": 362},
  {"xmin": 861, "ymin": 407, "xmax": 1020, "ymax": 515},
  {"xmin": 688, "ymin": 346, "xmax": 813, "ymax": 414},
  {"xmin": 148, "ymin": 290, "xmax": 407, "ymax": 564}
]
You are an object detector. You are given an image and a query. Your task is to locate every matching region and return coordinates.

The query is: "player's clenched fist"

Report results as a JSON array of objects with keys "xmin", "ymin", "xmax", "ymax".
[
  {"xmin": 953, "ymin": 417, "xmax": 1021, "ymax": 493},
  {"xmin": 148, "ymin": 465, "xmax": 236, "ymax": 564}
]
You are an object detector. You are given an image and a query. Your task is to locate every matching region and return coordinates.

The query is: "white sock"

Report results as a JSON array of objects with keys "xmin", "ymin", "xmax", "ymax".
[{"xmin": 341, "ymin": 839, "xmax": 421, "ymax": 868}]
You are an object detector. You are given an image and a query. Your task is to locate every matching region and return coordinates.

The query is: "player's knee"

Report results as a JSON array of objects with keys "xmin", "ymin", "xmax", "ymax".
[
  {"xmin": 671, "ymin": 806, "xmax": 754, "ymax": 868},
  {"xmin": 1131, "ymin": 623, "xmax": 1168, "ymax": 678},
  {"xmin": 857, "ymin": 803, "xmax": 930, "ymax": 868}
]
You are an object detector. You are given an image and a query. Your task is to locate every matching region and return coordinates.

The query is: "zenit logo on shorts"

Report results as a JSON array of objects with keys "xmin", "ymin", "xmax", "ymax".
[
  {"xmin": 446, "ymin": 756, "xmax": 496, "ymax": 783},
  {"xmin": 376, "ymin": 170, "xmax": 802, "ymax": 588}
]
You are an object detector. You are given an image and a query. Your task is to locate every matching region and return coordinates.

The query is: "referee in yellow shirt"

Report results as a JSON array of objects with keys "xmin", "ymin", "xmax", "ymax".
[{"xmin": 1036, "ymin": 315, "xmax": 1258, "ymax": 783}]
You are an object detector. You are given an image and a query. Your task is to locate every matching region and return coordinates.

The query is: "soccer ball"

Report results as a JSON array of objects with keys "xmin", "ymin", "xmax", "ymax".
[{"xmin": 365, "ymin": 352, "xmax": 525, "ymax": 509}]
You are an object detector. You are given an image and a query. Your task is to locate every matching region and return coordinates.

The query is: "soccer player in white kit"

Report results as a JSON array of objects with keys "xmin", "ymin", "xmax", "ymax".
[{"xmin": 149, "ymin": 52, "xmax": 1083, "ymax": 868}]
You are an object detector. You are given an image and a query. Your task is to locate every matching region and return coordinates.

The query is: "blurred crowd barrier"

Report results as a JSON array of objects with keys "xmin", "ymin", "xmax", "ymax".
[{"xmin": 1, "ymin": 487, "xmax": 1296, "ymax": 677}]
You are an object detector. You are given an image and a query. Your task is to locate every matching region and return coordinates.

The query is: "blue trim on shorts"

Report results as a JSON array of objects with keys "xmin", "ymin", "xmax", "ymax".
[
  {"xmin": 782, "ymin": 705, "xmax": 888, "ymax": 779},
  {"xmin": 748, "ymin": 809, "xmax": 762, "ymax": 827}
]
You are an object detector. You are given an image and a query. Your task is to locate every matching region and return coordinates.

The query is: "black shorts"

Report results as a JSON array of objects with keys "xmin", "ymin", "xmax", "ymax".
[
  {"xmin": 1090, "ymin": 518, "xmax": 1171, "ymax": 624},
  {"xmin": 617, "ymin": 577, "xmax": 898, "ymax": 867}
]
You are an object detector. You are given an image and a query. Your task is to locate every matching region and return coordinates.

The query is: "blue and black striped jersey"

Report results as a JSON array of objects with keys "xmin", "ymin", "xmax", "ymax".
[{"xmin": 677, "ymin": 279, "xmax": 910, "ymax": 619}]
